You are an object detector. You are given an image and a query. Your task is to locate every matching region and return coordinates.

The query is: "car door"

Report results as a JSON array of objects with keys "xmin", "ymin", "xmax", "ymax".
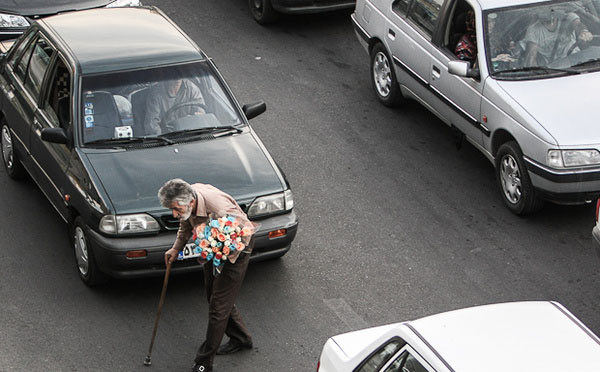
[
  {"xmin": 428, "ymin": 0, "xmax": 484, "ymax": 146},
  {"xmin": 29, "ymin": 50, "xmax": 74, "ymax": 221},
  {"xmin": 386, "ymin": 0, "xmax": 449, "ymax": 123},
  {"xmin": 0, "ymin": 30, "xmax": 38, "ymax": 169}
]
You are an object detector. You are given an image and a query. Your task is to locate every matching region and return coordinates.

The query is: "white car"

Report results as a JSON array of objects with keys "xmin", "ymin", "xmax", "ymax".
[
  {"xmin": 351, "ymin": 0, "xmax": 600, "ymax": 215},
  {"xmin": 317, "ymin": 301, "xmax": 600, "ymax": 372}
]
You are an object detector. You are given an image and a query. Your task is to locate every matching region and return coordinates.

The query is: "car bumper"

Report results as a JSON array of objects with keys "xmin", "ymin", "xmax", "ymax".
[
  {"xmin": 351, "ymin": 12, "xmax": 370, "ymax": 53},
  {"xmin": 87, "ymin": 210, "xmax": 298, "ymax": 279},
  {"xmin": 272, "ymin": 0, "xmax": 354, "ymax": 14},
  {"xmin": 525, "ymin": 157, "xmax": 600, "ymax": 204}
]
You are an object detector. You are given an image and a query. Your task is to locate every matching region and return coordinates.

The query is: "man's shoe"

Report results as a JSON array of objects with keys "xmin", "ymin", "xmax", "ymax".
[
  {"xmin": 190, "ymin": 363, "xmax": 212, "ymax": 372},
  {"xmin": 216, "ymin": 339, "xmax": 253, "ymax": 355}
]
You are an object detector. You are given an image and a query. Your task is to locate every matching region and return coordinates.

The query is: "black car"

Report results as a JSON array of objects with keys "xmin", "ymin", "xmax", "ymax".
[
  {"xmin": 248, "ymin": 0, "xmax": 355, "ymax": 24},
  {"xmin": 0, "ymin": 0, "xmax": 141, "ymax": 41},
  {"xmin": 0, "ymin": 6, "xmax": 298, "ymax": 285}
]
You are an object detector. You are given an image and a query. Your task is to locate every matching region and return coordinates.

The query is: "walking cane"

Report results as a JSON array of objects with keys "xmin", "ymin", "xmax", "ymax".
[{"xmin": 144, "ymin": 256, "xmax": 173, "ymax": 366}]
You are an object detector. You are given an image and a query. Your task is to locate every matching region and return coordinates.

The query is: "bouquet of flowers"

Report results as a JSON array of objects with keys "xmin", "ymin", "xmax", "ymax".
[{"xmin": 192, "ymin": 214, "xmax": 256, "ymax": 274}]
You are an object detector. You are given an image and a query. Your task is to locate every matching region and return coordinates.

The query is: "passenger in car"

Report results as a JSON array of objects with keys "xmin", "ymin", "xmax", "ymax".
[
  {"xmin": 454, "ymin": 9, "xmax": 478, "ymax": 68},
  {"xmin": 144, "ymin": 78, "xmax": 205, "ymax": 135},
  {"xmin": 523, "ymin": 9, "xmax": 593, "ymax": 66},
  {"xmin": 487, "ymin": 12, "xmax": 520, "ymax": 71}
]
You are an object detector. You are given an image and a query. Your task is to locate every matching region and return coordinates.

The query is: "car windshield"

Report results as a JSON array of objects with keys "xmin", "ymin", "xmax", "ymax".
[
  {"xmin": 79, "ymin": 61, "xmax": 244, "ymax": 145},
  {"xmin": 485, "ymin": 0, "xmax": 600, "ymax": 79}
]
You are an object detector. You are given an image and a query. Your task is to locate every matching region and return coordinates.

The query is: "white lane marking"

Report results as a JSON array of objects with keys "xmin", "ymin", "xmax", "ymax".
[{"xmin": 323, "ymin": 298, "xmax": 368, "ymax": 329}]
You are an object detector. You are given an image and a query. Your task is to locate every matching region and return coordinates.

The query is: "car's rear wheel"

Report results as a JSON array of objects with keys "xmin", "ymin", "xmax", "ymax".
[
  {"xmin": 249, "ymin": 0, "xmax": 278, "ymax": 24},
  {"xmin": 1, "ymin": 120, "xmax": 26, "ymax": 180},
  {"xmin": 71, "ymin": 216, "xmax": 107, "ymax": 286},
  {"xmin": 495, "ymin": 141, "xmax": 543, "ymax": 215},
  {"xmin": 370, "ymin": 43, "xmax": 403, "ymax": 107}
]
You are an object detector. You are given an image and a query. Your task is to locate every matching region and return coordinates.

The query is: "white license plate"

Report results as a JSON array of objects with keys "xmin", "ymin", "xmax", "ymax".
[{"xmin": 177, "ymin": 243, "xmax": 200, "ymax": 260}]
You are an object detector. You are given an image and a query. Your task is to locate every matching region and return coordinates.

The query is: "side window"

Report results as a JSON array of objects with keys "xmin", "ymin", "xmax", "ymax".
[
  {"xmin": 44, "ymin": 57, "xmax": 72, "ymax": 131},
  {"xmin": 407, "ymin": 0, "xmax": 444, "ymax": 36},
  {"xmin": 7, "ymin": 31, "xmax": 36, "ymax": 68},
  {"xmin": 356, "ymin": 339, "xmax": 405, "ymax": 372},
  {"xmin": 392, "ymin": 0, "xmax": 412, "ymax": 16},
  {"xmin": 401, "ymin": 353, "xmax": 428, "ymax": 372},
  {"xmin": 24, "ymin": 37, "xmax": 55, "ymax": 98},
  {"xmin": 15, "ymin": 37, "xmax": 37, "ymax": 82}
]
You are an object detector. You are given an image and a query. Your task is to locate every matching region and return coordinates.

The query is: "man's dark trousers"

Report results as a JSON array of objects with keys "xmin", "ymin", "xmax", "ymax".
[{"xmin": 194, "ymin": 250, "xmax": 253, "ymax": 368}]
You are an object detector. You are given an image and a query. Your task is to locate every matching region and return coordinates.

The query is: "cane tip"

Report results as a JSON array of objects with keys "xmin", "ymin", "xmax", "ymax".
[{"xmin": 144, "ymin": 356, "xmax": 152, "ymax": 366}]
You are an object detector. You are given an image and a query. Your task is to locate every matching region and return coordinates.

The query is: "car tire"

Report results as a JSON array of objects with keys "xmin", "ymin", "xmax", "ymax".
[
  {"xmin": 370, "ymin": 43, "xmax": 403, "ymax": 107},
  {"xmin": 1, "ymin": 120, "xmax": 26, "ymax": 180},
  {"xmin": 249, "ymin": 0, "xmax": 279, "ymax": 24},
  {"xmin": 71, "ymin": 216, "xmax": 108, "ymax": 286},
  {"xmin": 495, "ymin": 141, "xmax": 544, "ymax": 215}
]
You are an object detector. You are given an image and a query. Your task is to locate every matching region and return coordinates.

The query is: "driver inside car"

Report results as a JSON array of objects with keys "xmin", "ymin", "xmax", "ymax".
[
  {"xmin": 144, "ymin": 78, "xmax": 205, "ymax": 135},
  {"xmin": 523, "ymin": 9, "xmax": 593, "ymax": 67}
]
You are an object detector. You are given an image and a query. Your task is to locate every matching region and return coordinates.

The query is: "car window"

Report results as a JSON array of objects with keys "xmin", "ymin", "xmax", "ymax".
[
  {"xmin": 15, "ymin": 37, "xmax": 37, "ymax": 83},
  {"xmin": 7, "ymin": 30, "xmax": 36, "ymax": 69},
  {"xmin": 400, "ymin": 353, "xmax": 428, "ymax": 372},
  {"xmin": 44, "ymin": 57, "xmax": 72, "ymax": 132},
  {"xmin": 407, "ymin": 0, "xmax": 444, "ymax": 37},
  {"xmin": 392, "ymin": 0, "xmax": 413, "ymax": 16},
  {"xmin": 356, "ymin": 339, "xmax": 405, "ymax": 372},
  {"xmin": 24, "ymin": 37, "xmax": 55, "ymax": 99},
  {"xmin": 79, "ymin": 61, "xmax": 245, "ymax": 145}
]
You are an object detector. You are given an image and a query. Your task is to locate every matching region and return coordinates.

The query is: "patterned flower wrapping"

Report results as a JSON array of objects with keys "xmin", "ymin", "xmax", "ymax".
[{"xmin": 192, "ymin": 214, "xmax": 257, "ymax": 269}]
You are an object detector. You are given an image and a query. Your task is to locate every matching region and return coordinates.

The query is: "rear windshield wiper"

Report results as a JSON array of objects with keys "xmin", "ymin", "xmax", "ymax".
[
  {"xmin": 85, "ymin": 135, "xmax": 174, "ymax": 146},
  {"xmin": 161, "ymin": 126, "xmax": 243, "ymax": 138},
  {"xmin": 492, "ymin": 66, "xmax": 581, "ymax": 76}
]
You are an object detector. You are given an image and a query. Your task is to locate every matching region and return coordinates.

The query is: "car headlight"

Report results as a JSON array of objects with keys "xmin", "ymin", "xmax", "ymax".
[
  {"xmin": 547, "ymin": 149, "xmax": 600, "ymax": 168},
  {"xmin": 247, "ymin": 190, "xmax": 294, "ymax": 218},
  {"xmin": 0, "ymin": 13, "xmax": 29, "ymax": 28},
  {"xmin": 99, "ymin": 214, "xmax": 160, "ymax": 234},
  {"xmin": 106, "ymin": 0, "xmax": 142, "ymax": 7}
]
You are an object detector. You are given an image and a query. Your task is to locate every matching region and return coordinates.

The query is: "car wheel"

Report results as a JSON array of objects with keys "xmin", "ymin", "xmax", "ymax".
[
  {"xmin": 495, "ymin": 141, "xmax": 543, "ymax": 215},
  {"xmin": 71, "ymin": 216, "xmax": 107, "ymax": 286},
  {"xmin": 370, "ymin": 43, "xmax": 403, "ymax": 107},
  {"xmin": 1, "ymin": 120, "xmax": 26, "ymax": 179},
  {"xmin": 248, "ymin": 0, "xmax": 278, "ymax": 24}
]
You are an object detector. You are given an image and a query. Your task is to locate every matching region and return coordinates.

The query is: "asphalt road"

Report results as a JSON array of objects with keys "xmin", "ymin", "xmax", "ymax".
[{"xmin": 1, "ymin": 1, "xmax": 599, "ymax": 371}]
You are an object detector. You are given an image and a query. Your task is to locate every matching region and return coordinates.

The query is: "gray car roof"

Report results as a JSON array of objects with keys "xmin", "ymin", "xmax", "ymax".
[{"xmin": 39, "ymin": 7, "xmax": 204, "ymax": 75}]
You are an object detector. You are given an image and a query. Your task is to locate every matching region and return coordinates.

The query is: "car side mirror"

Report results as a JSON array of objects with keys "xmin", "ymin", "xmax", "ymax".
[
  {"xmin": 242, "ymin": 101, "xmax": 266, "ymax": 120},
  {"xmin": 448, "ymin": 60, "xmax": 480, "ymax": 79},
  {"xmin": 41, "ymin": 127, "xmax": 69, "ymax": 145}
]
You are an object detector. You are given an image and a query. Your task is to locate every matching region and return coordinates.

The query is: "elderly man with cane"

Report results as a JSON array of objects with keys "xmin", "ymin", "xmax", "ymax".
[{"xmin": 159, "ymin": 178, "xmax": 255, "ymax": 372}]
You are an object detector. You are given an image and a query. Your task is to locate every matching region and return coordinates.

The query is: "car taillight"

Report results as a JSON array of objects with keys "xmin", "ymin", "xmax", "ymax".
[
  {"xmin": 596, "ymin": 199, "xmax": 600, "ymax": 222},
  {"xmin": 316, "ymin": 361, "xmax": 320, "ymax": 372}
]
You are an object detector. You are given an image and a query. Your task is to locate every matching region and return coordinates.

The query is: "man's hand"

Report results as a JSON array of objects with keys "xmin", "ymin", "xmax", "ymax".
[
  {"xmin": 164, "ymin": 248, "xmax": 179, "ymax": 266},
  {"xmin": 492, "ymin": 53, "xmax": 517, "ymax": 62},
  {"xmin": 578, "ymin": 29, "xmax": 593, "ymax": 42}
]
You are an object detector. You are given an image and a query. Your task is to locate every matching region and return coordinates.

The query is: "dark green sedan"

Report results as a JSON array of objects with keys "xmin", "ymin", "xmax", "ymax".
[{"xmin": 0, "ymin": 6, "xmax": 298, "ymax": 286}]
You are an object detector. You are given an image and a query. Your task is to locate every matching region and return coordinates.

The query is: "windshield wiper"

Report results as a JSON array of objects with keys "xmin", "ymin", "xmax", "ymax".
[
  {"xmin": 571, "ymin": 58, "xmax": 600, "ymax": 68},
  {"xmin": 492, "ymin": 66, "xmax": 581, "ymax": 76},
  {"xmin": 161, "ymin": 126, "xmax": 243, "ymax": 138},
  {"xmin": 85, "ymin": 135, "xmax": 174, "ymax": 146}
]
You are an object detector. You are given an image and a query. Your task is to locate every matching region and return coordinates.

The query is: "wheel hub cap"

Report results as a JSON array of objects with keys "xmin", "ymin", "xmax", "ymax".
[
  {"xmin": 74, "ymin": 226, "xmax": 89, "ymax": 276},
  {"xmin": 1, "ymin": 125, "xmax": 14, "ymax": 169},
  {"xmin": 373, "ymin": 52, "xmax": 391, "ymax": 97},
  {"xmin": 500, "ymin": 154, "xmax": 522, "ymax": 204}
]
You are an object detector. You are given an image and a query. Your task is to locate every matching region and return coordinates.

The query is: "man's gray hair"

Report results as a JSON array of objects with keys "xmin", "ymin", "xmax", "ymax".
[{"xmin": 158, "ymin": 178, "xmax": 196, "ymax": 208}]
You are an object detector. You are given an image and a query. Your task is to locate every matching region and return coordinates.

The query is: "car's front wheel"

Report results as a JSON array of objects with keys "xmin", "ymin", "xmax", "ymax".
[
  {"xmin": 1, "ymin": 120, "xmax": 26, "ymax": 179},
  {"xmin": 71, "ymin": 216, "xmax": 107, "ymax": 286},
  {"xmin": 370, "ymin": 43, "xmax": 403, "ymax": 107},
  {"xmin": 495, "ymin": 141, "xmax": 543, "ymax": 215},
  {"xmin": 249, "ymin": 0, "xmax": 278, "ymax": 24}
]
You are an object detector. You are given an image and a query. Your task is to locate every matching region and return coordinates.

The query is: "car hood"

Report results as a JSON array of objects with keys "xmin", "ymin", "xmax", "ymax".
[
  {"xmin": 496, "ymin": 73, "xmax": 600, "ymax": 146},
  {"xmin": 0, "ymin": 0, "xmax": 112, "ymax": 17},
  {"xmin": 84, "ymin": 133, "xmax": 284, "ymax": 214}
]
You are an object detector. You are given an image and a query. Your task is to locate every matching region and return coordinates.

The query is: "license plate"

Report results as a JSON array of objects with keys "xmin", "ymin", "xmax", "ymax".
[{"xmin": 177, "ymin": 243, "xmax": 200, "ymax": 260}]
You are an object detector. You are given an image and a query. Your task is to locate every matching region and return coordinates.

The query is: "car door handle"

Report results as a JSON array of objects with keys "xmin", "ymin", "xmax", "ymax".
[
  {"xmin": 432, "ymin": 65, "xmax": 441, "ymax": 79},
  {"xmin": 388, "ymin": 29, "xmax": 396, "ymax": 41}
]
